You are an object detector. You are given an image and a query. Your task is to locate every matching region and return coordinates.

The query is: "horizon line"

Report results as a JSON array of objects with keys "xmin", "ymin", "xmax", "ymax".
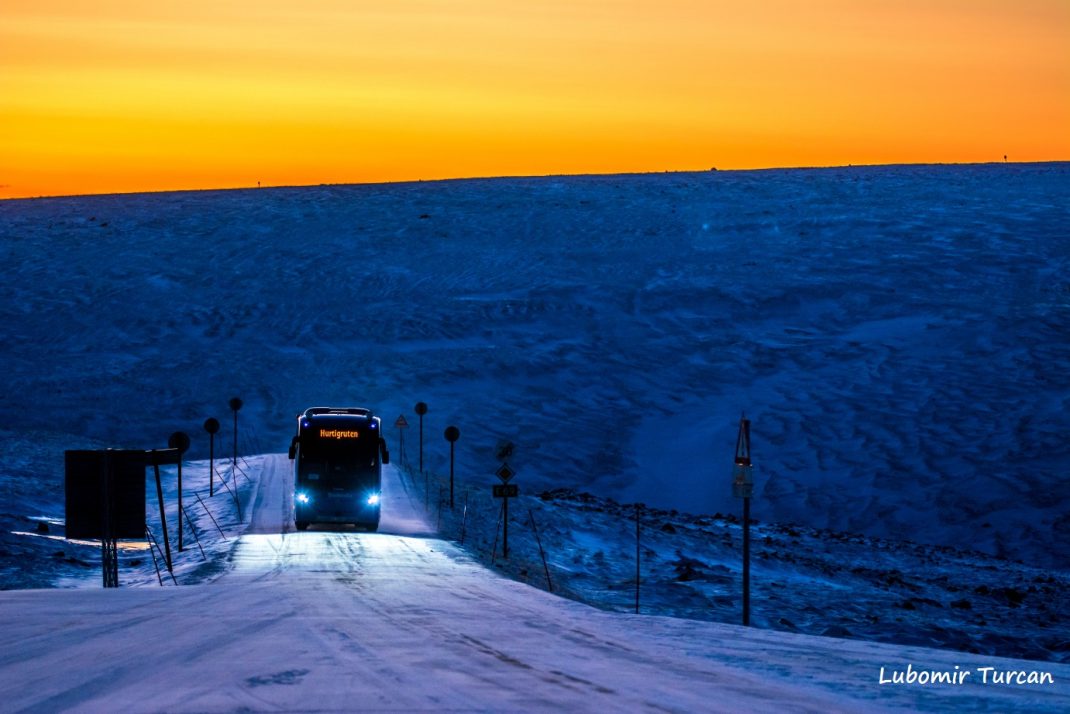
[{"xmin": 3, "ymin": 159, "xmax": 1067, "ymax": 203}]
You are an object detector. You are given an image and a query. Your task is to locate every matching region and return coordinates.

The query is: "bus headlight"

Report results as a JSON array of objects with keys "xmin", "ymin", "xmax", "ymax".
[
  {"xmin": 366, "ymin": 493, "xmax": 380, "ymax": 506},
  {"xmin": 296, "ymin": 492, "xmax": 311, "ymax": 504}
]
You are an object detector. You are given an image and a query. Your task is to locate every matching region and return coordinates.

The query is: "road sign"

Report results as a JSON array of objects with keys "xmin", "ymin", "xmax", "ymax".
[
  {"xmin": 65, "ymin": 450, "xmax": 148, "ymax": 540},
  {"xmin": 732, "ymin": 416, "xmax": 754, "ymax": 499},
  {"xmin": 168, "ymin": 431, "xmax": 191, "ymax": 454},
  {"xmin": 495, "ymin": 463, "xmax": 516, "ymax": 483},
  {"xmin": 493, "ymin": 483, "xmax": 518, "ymax": 498},
  {"xmin": 395, "ymin": 415, "xmax": 409, "ymax": 428}
]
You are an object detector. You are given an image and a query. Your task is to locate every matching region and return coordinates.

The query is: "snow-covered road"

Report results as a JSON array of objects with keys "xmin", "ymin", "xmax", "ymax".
[{"xmin": 0, "ymin": 456, "xmax": 1065, "ymax": 712}]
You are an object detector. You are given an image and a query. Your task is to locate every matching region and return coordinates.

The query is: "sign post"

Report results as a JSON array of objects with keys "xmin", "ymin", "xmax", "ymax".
[
  {"xmin": 731, "ymin": 414, "xmax": 754, "ymax": 626},
  {"xmin": 444, "ymin": 426, "xmax": 460, "ymax": 509},
  {"xmin": 168, "ymin": 432, "xmax": 191, "ymax": 551},
  {"xmin": 494, "ymin": 463, "xmax": 517, "ymax": 558},
  {"xmin": 101, "ymin": 451, "xmax": 117, "ymax": 588}
]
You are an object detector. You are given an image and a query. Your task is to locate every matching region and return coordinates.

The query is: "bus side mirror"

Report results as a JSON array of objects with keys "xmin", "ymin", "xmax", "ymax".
[
  {"xmin": 380, "ymin": 438, "xmax": 390, "ymax": 465},
  {"xmin": 382, "ymin": 449, "xmax": 390, "ymax": 465},
  {"xmin": 288, "ymin": 435, "xmax": 298, "ymax": 460}
]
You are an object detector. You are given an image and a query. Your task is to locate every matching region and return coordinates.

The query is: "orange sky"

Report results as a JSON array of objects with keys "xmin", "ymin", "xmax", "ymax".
[{"xmin": 1, "ymin": 0, "xmax": 1067, "ymax": 199}]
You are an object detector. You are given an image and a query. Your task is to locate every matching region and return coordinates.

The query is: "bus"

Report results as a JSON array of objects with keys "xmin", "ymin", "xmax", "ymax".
[{"xmin": 288, "ymin": 407, "xmax": 389, "ymax": 531}]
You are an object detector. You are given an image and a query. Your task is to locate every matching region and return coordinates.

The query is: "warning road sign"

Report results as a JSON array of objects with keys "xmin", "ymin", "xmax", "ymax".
[
  {"xmin": 395, "ymin": 415, "xmax": 409, "ymax": 428},
  {"xmin": 495, "ymin": 464, "xmax": 516, "ymax": 483}
]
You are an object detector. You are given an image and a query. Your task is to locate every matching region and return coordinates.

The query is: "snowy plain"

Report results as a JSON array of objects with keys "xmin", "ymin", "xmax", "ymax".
[{"xmin": 1, "ymin": 163, "xmax": 1068, "ymax": 709}]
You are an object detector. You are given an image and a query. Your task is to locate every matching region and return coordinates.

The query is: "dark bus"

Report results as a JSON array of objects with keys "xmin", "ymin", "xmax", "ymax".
[{"xmin": 288, "ymin": 407, "xmax": 389, "ymax": 531}]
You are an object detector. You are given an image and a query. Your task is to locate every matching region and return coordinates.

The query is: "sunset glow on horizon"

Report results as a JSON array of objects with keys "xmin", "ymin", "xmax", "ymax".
[{"xmin": 2, "ymin": 0, "xmax": 1067, "ymax": 199}]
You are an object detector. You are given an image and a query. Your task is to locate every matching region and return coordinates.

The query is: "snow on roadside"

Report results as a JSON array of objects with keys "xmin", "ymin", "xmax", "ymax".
[
  {"xmin": 2, "ymin": 447, "xmax": 266, "ymax": 591},
  {"xmin": 406, "ymin": 465, "xmax": 1070, "ymax": 665}
]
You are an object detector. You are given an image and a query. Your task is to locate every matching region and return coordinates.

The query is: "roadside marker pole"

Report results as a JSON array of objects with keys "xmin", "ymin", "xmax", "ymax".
[
  {"xmin": 415, "ymin": 402, "xmax": 428, "ymax": 509},
  {"xmin": 181, "ymin": 504, "xmax": 207, "ymax": 560},
  {"xmin": 150, "ymin": 454, "xmax": 173, "ymax": 574},
  {"xmin": 145, "ymin": 527, "xmax": 164, "ymax": 586},
  {"xmin": 460, "ymin": 489, "xmax": 469, "ymax": 544},
  {"xmin": 229, "ymin": 397, "xmax": 243, "ymax": 505},
  {"xmin": 395, "ymin": 415, "xmax": 409, "ymax": 471},
  {"xmin": 743, "ymin": 496, "xmax": 751, "ymax": 625},
  {"xmin": 177, "ymin": 456, "xmax": 183, "ymax": 552},
  {"xmin": 732, "ymin": 414, "xmax": 755, "ymax": 627},
  {"xmin": 437, "ymin": 486, "xmax": 445, "ymax": 530},
  {"xmin": 529, "ymin": 509, "xmax": 553, "ymax": 593},
  {"xmin": 635, "ymin": 503, "xmax": 642, "ymax": 614},
  {"xmin": 445, "ymin": 426, "xmax": 460, "ymax": 509},
  {"xmin": 204, "ymin": 418, "xmax": 220, "ymax": 497},
  {"xmin": 194, "ymin": 491, "xmax": 227, "ymax": 540},
  {"xmin": 491, "ymin": 500, "xmax": 503, "ymax": 562}
]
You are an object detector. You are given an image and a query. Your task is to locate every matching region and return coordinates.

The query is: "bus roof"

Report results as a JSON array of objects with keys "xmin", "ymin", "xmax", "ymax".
[{"xmin": 303, "ymin": 407, "xmax": 373, "ymax": 419}]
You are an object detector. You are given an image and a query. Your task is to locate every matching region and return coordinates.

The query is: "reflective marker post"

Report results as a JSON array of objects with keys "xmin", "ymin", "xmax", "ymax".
[{"xmin": 731, "ymin": 414, "xmax": 754, "ymax": 627}]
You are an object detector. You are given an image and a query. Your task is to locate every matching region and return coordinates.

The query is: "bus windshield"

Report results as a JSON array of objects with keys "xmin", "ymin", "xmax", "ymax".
[{"xmin": 300, "ymin": 422, "xmax": 378, "ymax": 477}]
